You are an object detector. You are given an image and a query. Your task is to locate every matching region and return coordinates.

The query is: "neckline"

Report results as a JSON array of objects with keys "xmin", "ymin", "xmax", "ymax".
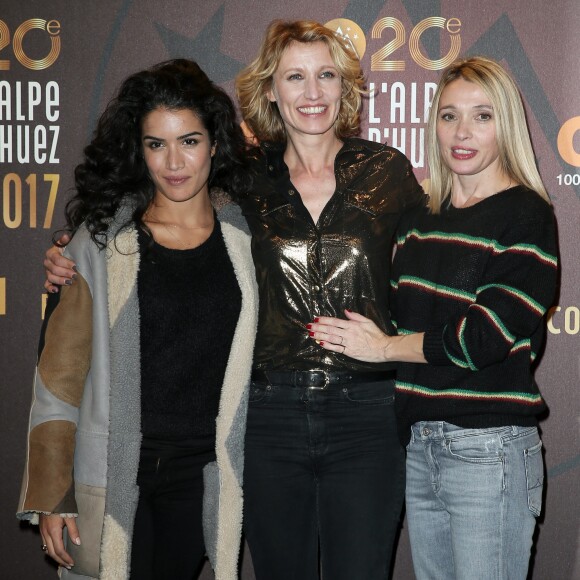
[{"xmin": 446, "ymin": 185, "xmax": 522, "ymax": 213}]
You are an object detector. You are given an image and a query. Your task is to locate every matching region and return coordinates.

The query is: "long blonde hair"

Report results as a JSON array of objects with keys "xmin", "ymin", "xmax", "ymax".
[
  {"xmin": 426, "ymin": 56, "xmax": 550, "ymax": 213},
  {"xmin": 236, "ymin": 19, "xmax": 365, "ymax": 143}
]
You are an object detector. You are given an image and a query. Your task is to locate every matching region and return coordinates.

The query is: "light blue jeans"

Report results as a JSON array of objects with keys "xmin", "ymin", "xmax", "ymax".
[{"xmin": 406, "ymin": 422, "xmax": 543, "ymax": 580}]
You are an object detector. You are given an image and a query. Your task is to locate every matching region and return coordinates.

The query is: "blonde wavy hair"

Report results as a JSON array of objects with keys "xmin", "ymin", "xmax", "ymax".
[
  {"xmin": 426, "ymin": 56, "xmax": 550, "ymax": 213},
  {"xmin": 235, "ymin": 19, "xmax": 365, "ymax": 143}
]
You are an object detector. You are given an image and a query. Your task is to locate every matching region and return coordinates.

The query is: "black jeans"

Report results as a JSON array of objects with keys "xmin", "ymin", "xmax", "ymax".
[
  {"xmin": 243, "ymin": 379, "xmax": 405, "ymax": 580},
  {"xmin": 130, "ymin": 445, "xmax": 215, "ymax": 579}
]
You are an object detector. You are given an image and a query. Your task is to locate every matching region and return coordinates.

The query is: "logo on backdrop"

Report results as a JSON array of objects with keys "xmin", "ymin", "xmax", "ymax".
[
  {"xmin": 0, "ymin": 18, "xmax": 62, "ymax": 317},
  {"xmin": 547, "ymin": 306, "xmax": 580, "ymax": 336},
  {"xmin": 325, "ymin": 19, "xmax": 367, "ymax": 59},
  {"xmin": 0, "ymin": 18, "xmax": 61, "ymax": 232},
  {"xmin": 0, "ymin": 18, "xmax": 61, "ymax": 71},
  {"xmin": 326, "ymin": 17, "xmax": 462, "ymax": 169},
  {"xmin": 557, "ymin": 117, "xmax": 580, "ymax": 189}
]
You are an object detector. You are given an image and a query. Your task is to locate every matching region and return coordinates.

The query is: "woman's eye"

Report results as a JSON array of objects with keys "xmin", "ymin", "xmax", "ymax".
[
  {"xmin": 147, "ymin": 141, "xmax": 163, "ymax": 149},
  {"xmin": 320, "ymin": 71, "xmax": 336, "ymax": 79},
  {"xmin": 477, "ymin": 113, "xmax": 492, "ymax": 121},
  {"xmin": 183, "ymin": 138, "xmax": 199, "ymax": 146},
  {"xmin": 288, "ymin": 73, "xmax": 303, "ymax": 81},
  {"xmin": 440, "ymin": 113, "xmax": 455, "ymax": 121}
]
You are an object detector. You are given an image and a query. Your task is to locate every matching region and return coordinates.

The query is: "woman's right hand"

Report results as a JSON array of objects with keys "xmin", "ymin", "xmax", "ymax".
[
  {"xmin": 39, "ymin": 513, "xmax": 81, "ymax": 569},
  {"xmin": 44, "ymin": 233, "xmax": 76, "ymax": 293}
]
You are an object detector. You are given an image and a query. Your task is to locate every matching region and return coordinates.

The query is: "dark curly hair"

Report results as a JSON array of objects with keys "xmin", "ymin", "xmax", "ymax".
[{"xmin": 64, "ymin": 59, "xmax": 250, "ymax": 248}]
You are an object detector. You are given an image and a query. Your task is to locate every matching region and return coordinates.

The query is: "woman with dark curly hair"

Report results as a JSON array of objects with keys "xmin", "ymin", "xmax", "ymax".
[{"xmin": 17, "ymin": 59, "xmax": 258, "ymax": 580}]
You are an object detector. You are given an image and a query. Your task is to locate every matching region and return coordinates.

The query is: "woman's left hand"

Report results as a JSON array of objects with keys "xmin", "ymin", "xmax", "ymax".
[{"xmin": 308, "ymin": 310, "xmax": 391, "ymax": 363}]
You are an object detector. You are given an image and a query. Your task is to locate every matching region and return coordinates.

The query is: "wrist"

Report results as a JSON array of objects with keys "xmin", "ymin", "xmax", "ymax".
[
  {"xmin": 382, "ymin": 333, "xmax": 426, "ymax": 363},
  {"xmin": 381, "ymin": 335, "xmax": 398, "ymax": 362}
]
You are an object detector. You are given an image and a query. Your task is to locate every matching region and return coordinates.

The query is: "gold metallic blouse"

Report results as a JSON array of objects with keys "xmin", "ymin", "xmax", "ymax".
[{"xmin": 241, "ymin": 138, "xmax": 424, "ymax": 372}]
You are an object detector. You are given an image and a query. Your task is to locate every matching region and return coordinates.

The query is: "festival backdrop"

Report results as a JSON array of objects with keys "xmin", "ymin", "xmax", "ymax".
[{"xmin": 1, "ymin": 1, "xmax": 578, "ymax": 578}]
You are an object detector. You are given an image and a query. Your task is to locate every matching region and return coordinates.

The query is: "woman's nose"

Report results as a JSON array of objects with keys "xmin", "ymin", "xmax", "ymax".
[
  {"xmin": 455, "ymin": 118, "xmax": 471, "ymax": 140},
  {"xmin": 166, "ymin": 146, "xmax": 184, "ymax": 169},
  {"xmin": 304, "ymin": 76, "xmax": 323, "ymax": 100}
]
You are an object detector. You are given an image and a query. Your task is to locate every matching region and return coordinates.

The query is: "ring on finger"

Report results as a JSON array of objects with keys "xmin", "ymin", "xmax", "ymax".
[{"xmin": 41, "ymin": 544, "xmax": 48, "ymax": 552}]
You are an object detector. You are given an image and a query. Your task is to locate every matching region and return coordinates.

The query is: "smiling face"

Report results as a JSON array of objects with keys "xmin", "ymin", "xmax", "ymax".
[
  {"xmin": 436, "ymin": 78, "xmax": 502, "ymax": 183},
  {"xmin": 142, "ymin": 107, "xmax": 214, "ymax": 206},
  {"xmin": 267, "ymin": 41, "xmax": 342, "ymax": 140}
]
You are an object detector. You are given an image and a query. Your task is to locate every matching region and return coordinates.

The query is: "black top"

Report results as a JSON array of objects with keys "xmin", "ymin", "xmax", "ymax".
[
  {"xmin": 391, "ymin": 187, "xmax": 558, "ymax": 444},
  {"xmin": 240, "ymin": 138, "xmax": 425, "ymax": 371},
  {"xmin": 137, "ymin": 220, "xmax": 242, "ymax": 441}
]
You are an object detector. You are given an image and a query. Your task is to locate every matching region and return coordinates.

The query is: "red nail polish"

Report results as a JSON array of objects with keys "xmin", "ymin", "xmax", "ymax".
[
  {"xmin": 320, "ymin": 341, "xmax": 324, "ymax": 346},
  {"xmin": 308, "ymin": 331, "xmax": 314, "ymax": 337},
  {"xmin": 306, "ymin": 324, "xmax": 312, "ymax": 329},
  {"xmin": 345, "ymin": 308, "xmax": 352, "ymax": 312},
  {"xmin": 314, "ymin": 317, "xmax": 320, "ymax": 323}
]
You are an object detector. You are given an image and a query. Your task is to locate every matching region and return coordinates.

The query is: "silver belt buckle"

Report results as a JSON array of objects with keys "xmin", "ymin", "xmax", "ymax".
[{"xmin": 308, "ymin": 369, "xmax": 329, "ymax": 389}]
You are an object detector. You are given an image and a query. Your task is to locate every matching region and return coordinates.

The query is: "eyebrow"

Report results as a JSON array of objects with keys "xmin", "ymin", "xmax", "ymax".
[
  {"xmin": 438, "ymin": 104, "xmax": 494, "ymax": 110},
  {"xmin": 142, "ymin": 131, "xmax": 204, "ymax": 141},
  {"xmin": 280, "ymin": 64, "xmax": 338, "ymax": 73}
]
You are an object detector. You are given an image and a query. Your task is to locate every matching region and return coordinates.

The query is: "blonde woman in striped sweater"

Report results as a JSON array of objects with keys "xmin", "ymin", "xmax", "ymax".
[{"xmin": 309, "ymin": 56, "xmax": 558, "ymax": 580}]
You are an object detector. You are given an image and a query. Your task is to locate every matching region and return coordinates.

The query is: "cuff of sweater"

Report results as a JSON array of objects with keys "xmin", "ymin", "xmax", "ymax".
[{"xmin": 423, "ymin": 327, "xmax": 451, "ymax": 365}]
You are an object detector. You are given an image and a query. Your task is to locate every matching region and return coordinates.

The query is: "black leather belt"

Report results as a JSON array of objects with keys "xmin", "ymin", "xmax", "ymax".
[{"xmin": 251, "ymin": 369, "xmax": 395, "ymax": 389}]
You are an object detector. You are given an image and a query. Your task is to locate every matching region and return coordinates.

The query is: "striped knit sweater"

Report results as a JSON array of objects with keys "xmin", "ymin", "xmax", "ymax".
[{"xmin": 391, "ymin": 186, "xmax": 558, "ymax": 445}]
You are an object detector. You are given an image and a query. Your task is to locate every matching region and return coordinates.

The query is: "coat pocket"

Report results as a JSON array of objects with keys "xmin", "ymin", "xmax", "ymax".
[
  {"xmin": 64, "ymin": 483, "xmax": 105, "ymax": 577},
  {"xmin": 524, "ymin": 440, "xmax": 544, "ymax": 517}
]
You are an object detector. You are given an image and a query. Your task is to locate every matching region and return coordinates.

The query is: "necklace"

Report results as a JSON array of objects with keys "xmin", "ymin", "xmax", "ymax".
[
  {"xmin": 148, "ymin": 220, "xmax": 214, "ymax": 230},
  {"xmin": 161, "ymin": 223, "xmax": 199, "ymax": 249},
  {"xmin": 144, "ymin": 211, "xmax": 214, "ymax": 230},
  {"xmin": 144, "ymin": 212, "xmax": 214, "ymax": 249}
]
